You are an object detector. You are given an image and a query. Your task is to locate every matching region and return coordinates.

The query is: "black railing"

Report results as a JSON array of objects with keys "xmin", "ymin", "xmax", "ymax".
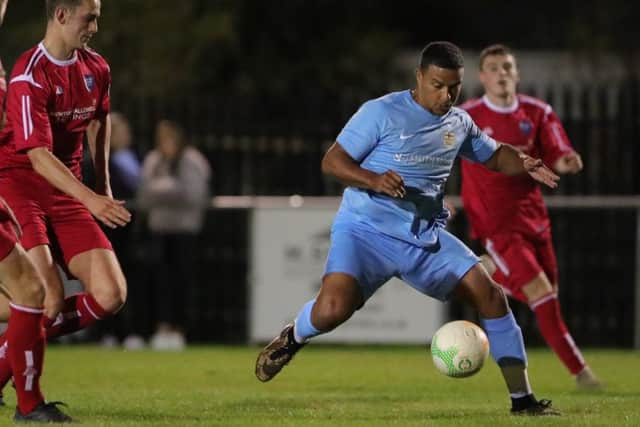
[{"xmin": 113, "ymin": 79, "xmax": 639, "ymax": 197}]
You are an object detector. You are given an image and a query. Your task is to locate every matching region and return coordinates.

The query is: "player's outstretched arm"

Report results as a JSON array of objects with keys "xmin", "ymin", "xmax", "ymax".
[
  {"xmin": 0, "ymin": 0, "xmax": 7, "ymax": 26},
  {"xmin": 484, "ymin": 143, "xmax": 559, "ymax": 188},
  {"xmin": 27, "ymin": 147, "xmax": 131, "ymax": 228},
  {"xmin": 321, "ymin": 142, "xmax": 406, "ymax": 198}
]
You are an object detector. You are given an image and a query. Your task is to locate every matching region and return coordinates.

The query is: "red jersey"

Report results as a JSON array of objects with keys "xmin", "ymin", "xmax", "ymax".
[
  {"xmin": 0, "ymin": 57, "xmax": 6, "ymax": 120},
  {"xmin": 460, "ymin": 95, "xmax": 574, "ymax": 239},
  {"xmin": 0, "ymin": 43, "xmax": 110, "ymax": 179}
]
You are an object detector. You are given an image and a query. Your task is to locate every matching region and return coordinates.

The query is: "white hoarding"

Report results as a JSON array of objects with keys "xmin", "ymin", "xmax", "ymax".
[{"xmin": 249, "ymin": 203, "xmax": 445, "ymax": 344}]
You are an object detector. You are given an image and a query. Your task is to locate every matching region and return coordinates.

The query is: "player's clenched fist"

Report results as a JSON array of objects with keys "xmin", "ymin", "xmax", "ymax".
[
  {"xmin": 554, "ymin": 152, "xmax": 583, "ymax": 175},
  {"xmin": 371, "ymin": 170, "xmax": 406, "ymax": 198}
]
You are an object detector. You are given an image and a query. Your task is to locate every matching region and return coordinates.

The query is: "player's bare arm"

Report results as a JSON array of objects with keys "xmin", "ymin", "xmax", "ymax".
[
  {"xmin": 322, "ymin": 142, "xmax": 406, "ymax": 198},
  {"xmin": 0, "ymin": 0, "xmax": 7, "ymax": 25},
  {"xmin": 86, "ymin": 114, "xmax": 113, "ymax": 197},
  {"xmin": 553, "ymin": 151, "xmax": 583, "ymax": 175},
  {"xmin": 27, "ymin": 147, "xmax": 131, "ymax": 228},
  {"xmin": 484, "ymin": 143, "xmax": 559, "ymax": 188}
]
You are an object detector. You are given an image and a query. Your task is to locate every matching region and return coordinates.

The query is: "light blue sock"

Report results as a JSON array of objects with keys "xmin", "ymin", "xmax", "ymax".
[
  {"xmin": 293, "ymin": 299, "xmax": 321, "ymax": 343},
  {"xmin": 483, "ymin": 311, "xmax": 528, "ymax": 366}
]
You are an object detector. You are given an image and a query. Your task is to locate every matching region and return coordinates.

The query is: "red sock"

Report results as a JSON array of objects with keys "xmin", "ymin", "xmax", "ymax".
[
  {"xmin": 45, "ymin": 293, "xmax": 110, "ymax": 339},
  {"xmin": 7, "ymin": 303, "xmax": 45, "ymax": 414},
  {"xmin": 0, "ymin": 335, "xmax": 10, "ymax": 394},
  {"xmin": 532, "ymin": 294, "xmax": 585, "ymax": 375}
]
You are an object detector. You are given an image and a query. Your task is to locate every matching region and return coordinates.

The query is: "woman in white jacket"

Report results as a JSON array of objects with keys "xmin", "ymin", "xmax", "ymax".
[{"xmin": 138, "ymin": 120, "xmax": 211, "ymax": 349}]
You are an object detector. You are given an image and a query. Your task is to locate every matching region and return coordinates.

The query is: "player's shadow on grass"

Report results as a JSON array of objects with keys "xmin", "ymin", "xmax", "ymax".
[
  {"xmin": 224, "ymin": 397, "xmax": 497, "ymax": 421},
  {"xmin": 84, "ymin": 408, "xmax": 204, "ymax": 423}
]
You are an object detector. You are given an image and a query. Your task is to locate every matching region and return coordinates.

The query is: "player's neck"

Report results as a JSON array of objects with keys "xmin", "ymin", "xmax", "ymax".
[
  {"xmin": 410, "ymin": 89, "xmax": 439, "ymax": 116},
  {"xmin": 484, "ymin": 92, "xmax": 517, "ymax": 109},
  {"xmin": 42, "ymin": 33, "xmax": 77, "ymax": 61}
]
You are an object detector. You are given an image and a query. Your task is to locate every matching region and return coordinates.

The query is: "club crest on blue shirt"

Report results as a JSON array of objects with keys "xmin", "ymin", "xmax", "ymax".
[
  {"xmin": 83, "ymin": 74, "xmax": 95, "ymax": 92},
  {"xmin": 519, "ymin": 120, "xmax": 533, "ymax": 135},
  {"xmin": 443, "ymin": 130, "xmax": 456, "ymax": 146}
]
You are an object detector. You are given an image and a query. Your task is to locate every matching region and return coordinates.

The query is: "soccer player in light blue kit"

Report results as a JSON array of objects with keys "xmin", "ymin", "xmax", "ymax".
[{"xmin": 255, "ymin": 41, "xmax": 560, "ymax": 416}]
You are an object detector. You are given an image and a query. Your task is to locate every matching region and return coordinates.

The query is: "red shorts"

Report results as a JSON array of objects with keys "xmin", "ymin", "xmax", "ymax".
[
  {"xmin": 483, "ymin": 230, "xmax": 558, "ymax": 303},
  {"xmin": 0, "ymin": 197, "xmax": 19, "ymax": 261},
  {"xmin": 0, "ymin": 171, "xmax": 112, "ymax": 266}
]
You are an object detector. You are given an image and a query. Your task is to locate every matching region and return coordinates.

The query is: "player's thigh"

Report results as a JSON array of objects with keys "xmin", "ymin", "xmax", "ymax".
[
  {"xmin": 68, "ymin": 248, "xmax": 126, "ymax": 298},
  {"xmin": 0, "ymin": 238, "xmax": 44, "ymax": 306},
  {"xmin": 401, "ymin": 229, "xmax": 479, "ymax": 302},
  {"xmin": 27, "ymin": 244, "xmax": 66, "ymax": 302},
  {"xmin": 0, "ymin": 222, "xmax": 20, "ymax": 307},
  {"xmin": 0, "ymin": 290, "xmax": 10, "ymax": 321},
  {"xmin": 48, "ymin": 196, "xmax": 113, "ymax": 267},
  {"xmin": 324, "ymin": 224, "xmax": 397, "ymax": 303},
  {"xmin": 535, "ymin": 231, "xmax": 559, "ymax": 287},
  {"xmin": 0, "ymin": 196, "xmax": 50, "ymax": 253},
  {"xmin": 483, "ymin": 233, "xmax": 543, "ymax": 303}
]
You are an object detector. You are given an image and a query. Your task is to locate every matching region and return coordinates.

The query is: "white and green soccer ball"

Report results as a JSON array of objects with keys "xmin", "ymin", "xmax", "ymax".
[{"xmin": 430, "ymin": 320, "xmax": 490, "ymax": 378}]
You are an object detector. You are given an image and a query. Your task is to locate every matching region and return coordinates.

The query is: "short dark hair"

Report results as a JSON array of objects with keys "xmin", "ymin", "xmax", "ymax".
[
  {"xmin": 419, "ymin": 41, "xmax": 464, "ymax": 70},
  {"xmin": 46, "ymin": 0, "xmax": 84, "ymax": 20},
  {"xmin": 479, "ymin": 44, "xmax": 513, "ymax": 69}
]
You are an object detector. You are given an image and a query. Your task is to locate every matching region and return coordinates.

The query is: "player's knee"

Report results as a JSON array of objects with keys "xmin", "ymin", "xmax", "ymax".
[
  {"xmin": 13, "ymin": 266, "xmax": 45, "ymax": 307},
  {"xmin": 92, "ymin": 280, "xmax": 127, "ymax": 313},
  {"xmin": 489, "ymin": 283, "xmax": 508, "ymax": 310},
  {"xmin": 478, "ymin": 282, "xmax": 508, "ymax": 318},
  {"xmin": 313, "ymin": 296, "xmax": 355, "ymax": 331}
]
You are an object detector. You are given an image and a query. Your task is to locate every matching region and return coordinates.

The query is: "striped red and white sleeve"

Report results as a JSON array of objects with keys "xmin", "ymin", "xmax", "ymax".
[
  {"xmin": 7, "ymin": 52, "xmax": 53, "ymax": 152},
  {"xmin": 538, "ymin": 108, "xmax": 574, "ymax": 167}
]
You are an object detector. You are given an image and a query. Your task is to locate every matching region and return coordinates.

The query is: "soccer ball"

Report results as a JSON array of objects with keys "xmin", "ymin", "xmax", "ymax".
[{"xmin": 430, "ymin": 320, "xmax": 489, "ymax": 378}]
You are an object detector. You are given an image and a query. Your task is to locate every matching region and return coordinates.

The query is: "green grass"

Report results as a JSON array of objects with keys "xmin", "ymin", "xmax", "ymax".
[{"xmin": 1, "ymin": 346, "xmax": 638, "ymax": 426}]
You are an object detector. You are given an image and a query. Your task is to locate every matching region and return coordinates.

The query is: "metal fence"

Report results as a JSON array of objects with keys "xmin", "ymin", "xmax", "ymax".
[{"xmin": 113, "ymin": 79, "xmax": 640, "ymax": 197}]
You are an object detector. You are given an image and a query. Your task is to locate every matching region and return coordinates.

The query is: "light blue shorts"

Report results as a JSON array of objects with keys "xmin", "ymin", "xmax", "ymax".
[{"xmin": 325, "ymin": 221, "xmax": 479, "ymax": 302}]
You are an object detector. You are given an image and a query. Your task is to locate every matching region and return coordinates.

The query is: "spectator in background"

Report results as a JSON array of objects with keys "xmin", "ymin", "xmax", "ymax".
[
  {"xmin": 108, "ymin": 112, "xmax": 141, "ymax": 200},
  {"xmin": 138, "ymin": 119, "xmax": 211, "ymax": 350}
]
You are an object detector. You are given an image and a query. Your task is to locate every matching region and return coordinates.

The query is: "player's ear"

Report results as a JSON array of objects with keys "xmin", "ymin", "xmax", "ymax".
[
  {"xmin": 415, "ymin": 68, "xmax": 423, "ymax": 86},
  {"xmin": 54, "ymin": 6, "xmax": 70, "ymax": 25}
]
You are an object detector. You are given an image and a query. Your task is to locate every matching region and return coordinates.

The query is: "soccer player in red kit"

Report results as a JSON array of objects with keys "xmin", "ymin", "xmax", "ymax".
[
  {"xmin": 0, "ymin": 56, "xmax": 6, "ymax": 126},
  {"xmin": 0, "ymin": 0, "xmax": 131, "ymax": 404},
  {"xmin": 0, "ymin": 198, "xmax": 72, "ymax": 422},
  {"xmin": 0, "ymin": 0, "xmax": 7, "ymax": 128},
  {"xmin": 460, "ymin": 44, "xmax": 602, "ymax": 389}
]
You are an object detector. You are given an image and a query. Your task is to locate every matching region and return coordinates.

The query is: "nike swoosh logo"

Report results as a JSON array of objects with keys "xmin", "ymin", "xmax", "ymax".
[{"xmin": 399, "ymin": 131, "xmax": 415, "ymax": 140}]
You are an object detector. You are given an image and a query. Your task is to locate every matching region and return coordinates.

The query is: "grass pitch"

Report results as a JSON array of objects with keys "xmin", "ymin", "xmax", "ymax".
[{"xmin": 1, "ymin": 346, "xmax": 637, "ymax": 426}]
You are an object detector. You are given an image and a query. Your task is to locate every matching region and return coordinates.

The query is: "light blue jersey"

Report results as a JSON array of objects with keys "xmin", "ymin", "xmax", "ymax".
[{"xmin": 335, "ymin": 90, "xmax": 498, "ymax": 248}]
